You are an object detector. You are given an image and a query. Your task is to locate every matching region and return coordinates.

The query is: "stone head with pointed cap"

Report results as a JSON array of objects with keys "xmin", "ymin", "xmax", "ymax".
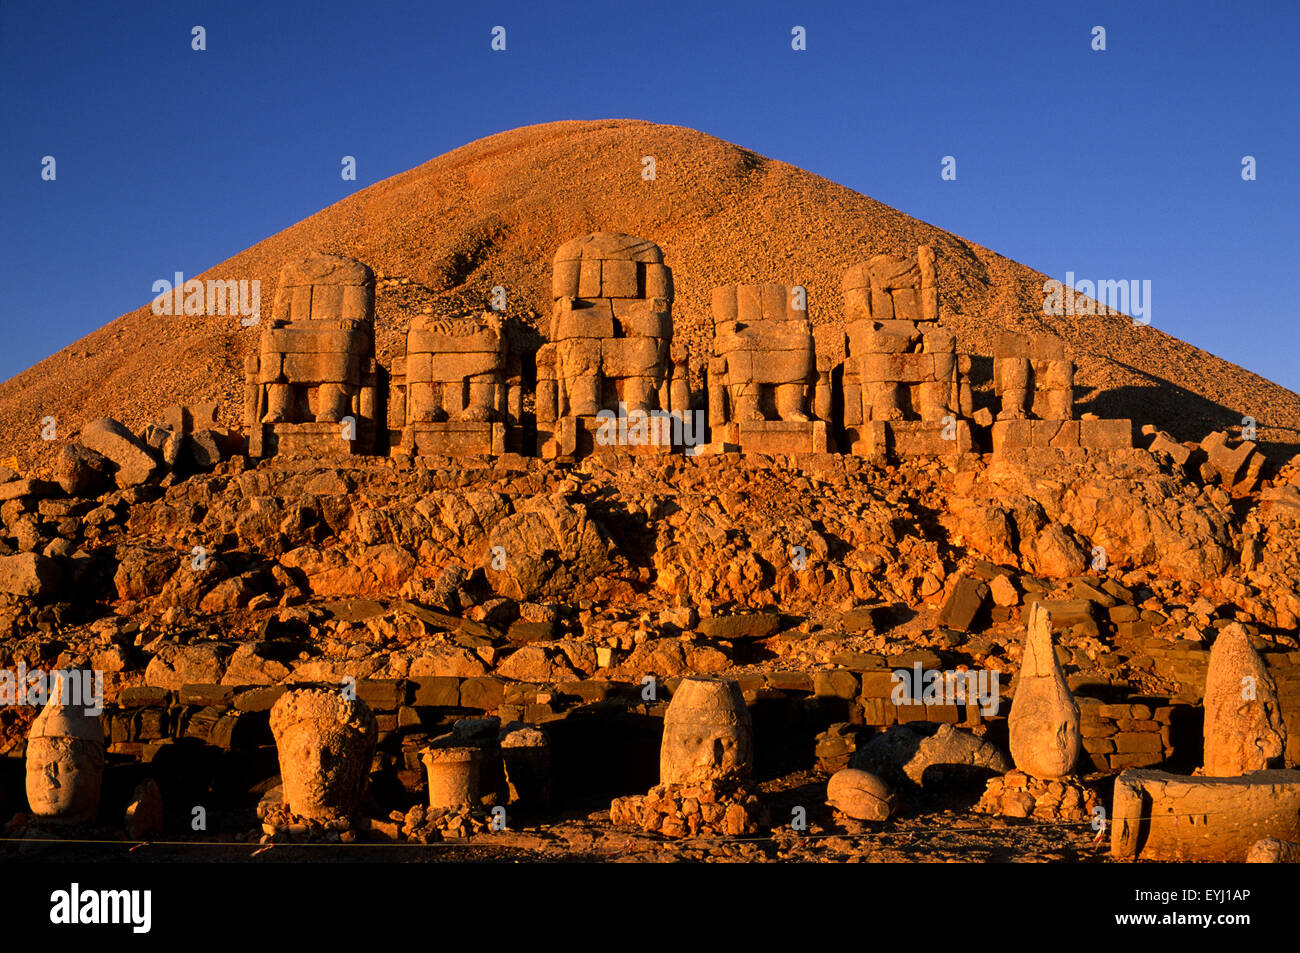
[{"xmin": 25, "ymin": 674, "xmax": 105, "ymax": 821}]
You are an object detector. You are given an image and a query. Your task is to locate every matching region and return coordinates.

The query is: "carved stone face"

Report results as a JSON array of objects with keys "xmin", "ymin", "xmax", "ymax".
[
  {"xmin": 660, "ymin": 678, "xmax": 753, "ymax": 786},
  {"xmin": 270, "ymin": 691, "xmax": 377, "ymax": 819},
  {"xmin": 26, "ymin": 736, "xmax": 104, "ymax": 821}
]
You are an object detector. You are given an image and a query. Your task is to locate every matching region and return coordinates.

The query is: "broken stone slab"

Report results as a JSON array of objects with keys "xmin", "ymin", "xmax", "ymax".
[
  {"xmin": 1021, "ymin": 595, "xmax": 1094, "ymax": 628},
  {"xmin": 1199, "ymin": 431, "xmax": 1265, "ymax": 495},
  {"xmin": 79, "ymin": 418, "xmax": 159, "ymax": 486},
  {"xmin": 52, "ymin": 444, "xmax": 109, "ymax": 497},
  {"xmin": 187, "ymin": 428, "xmax": 225, "ymax": 469},
  {"xmin": 1203, "ymin": 622, "xmax": 1286, "ymax": 776},
  {"xmin": 1111, "ymin": 768, "xmax": 1300, "ymax": 862},
  {"xmin": 937, "ymin": 575, "xmax": 988, "ymax": 632},
  {"xmin": 839, "ymin": 606, "xmax": 877, "ymax": 633},
  {"xmin": 1146, "ymin": 430, "xmax": 1192, "ymax": 467},
  {"xmin": 697, "ymin": 612, "xmax": 780, "ymax": 640}
]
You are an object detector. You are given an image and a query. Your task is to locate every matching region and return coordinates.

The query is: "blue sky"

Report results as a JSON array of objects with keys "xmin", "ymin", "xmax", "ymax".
[{"xmin": 1, "ymin": 1, "xmax": 1296, "ymax": 389}]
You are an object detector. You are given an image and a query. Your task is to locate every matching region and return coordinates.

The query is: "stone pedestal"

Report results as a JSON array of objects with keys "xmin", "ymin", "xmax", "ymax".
[
  {"xmin": 992, "ymin": 418, "xmax": 1132, "ymax": 456},
  {"xmin": 399, "ymin": 421, "xmax": 506, "ymax": 457},
  {"xmin": 1111, "ymin": 768, "xmax": 1300, "ymax": 862},
  {"xmin": 847, "ymin": 419, "xmax": 973, "ymax": 457},
  {"xmin": 249, "ymin": 420, "xmax": 374, "ymax": 458},
  {"xmin": 422, "ymin": 746, "xmax": 483, "ymax": 811},
  {"xmin": 705, "ymin": 420, "xmax": 829, "ymax": 455}
]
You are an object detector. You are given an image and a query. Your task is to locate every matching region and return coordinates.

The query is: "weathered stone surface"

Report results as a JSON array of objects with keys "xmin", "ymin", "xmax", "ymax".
[
  {"xmin": 26, "ymin": 677, "xmax": 104, "ymax": 822},
  {"xmin": 698, "ymin": 612, "xmax": 780, "ymax": 640},
  {"xmin": 484, "ymin": 495, "xmax": 616, "ymax": 601},
  {"xmin": 826, "ymin": 768, "xmax": 894, "ymax": 821},
  {"xmin": 660, "ymin": 677, "xmax": 753, "ymax": 785},
  {"xmin": 422, "ymin": 745, "xmax": 483, "ymax": 811},
  {"xmin": 1246, "ymin": 838, "xmax": 1300, "ymax": 863},
  {"xmin": 709, "ymin": 282, "xmax": 821, "ymax": 443},
  {"xmin": 0, "ymin": 552, "xmax": 61, "ymax": 599},
  {"xmin": 937, "ymin": 575, "xmax": 988, "ymax": 631},
  {"xmin": 144, "ymin": 643, "xmax": 227, "ymax": 690},
  {"xmin": 53, "ymin": 443, "xmax": 109, "ymax": 496},
  {"xmin": 1202, "ymin": 623, "xmax": 1286, "ymax": 776},
  {"xmin": 79, "ymin": 418, "xmax": 158, "ymax": 486},
  {"xmin": 1111, "ymin": 768, "xmax": 1300, "ymax": 862},
  {"xmin": 270, "ymin": 690, "xmax": 378, "ymax": 820},
  {"xmin": 1008, "ymin": 602, "xmax": 1080, "ymax": 778}
]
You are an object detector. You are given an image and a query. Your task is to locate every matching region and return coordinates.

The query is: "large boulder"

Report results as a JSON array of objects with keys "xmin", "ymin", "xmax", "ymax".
[
  {"xmin": 484, "ymin": 494, "xmax": 616, "ymax": 601},
  {"xmin": 52, "ymin": 444, "xmax": 110, "ymax": 496},
  {"xmin": 0, "ymin": 552, "xmax": 62, "ymax": 599},
  {"xmin": 79, "ymin": 418, "xmax": 158, "ymax": 487},
  {"xmin": 144, "ymin": 643, "xmax": 229, "ymax": 690}
]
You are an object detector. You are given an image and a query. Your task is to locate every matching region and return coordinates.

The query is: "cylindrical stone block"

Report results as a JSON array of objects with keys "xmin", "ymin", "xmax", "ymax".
[{"xmin": 423, "ymin": 746, "xmax": 483, "ymax": 810}]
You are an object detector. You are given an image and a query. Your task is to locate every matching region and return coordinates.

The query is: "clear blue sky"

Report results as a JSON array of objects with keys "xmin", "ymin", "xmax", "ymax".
[{"xmin": 1, "ymin": 1, "xmax": 1296, "ymax": 389}]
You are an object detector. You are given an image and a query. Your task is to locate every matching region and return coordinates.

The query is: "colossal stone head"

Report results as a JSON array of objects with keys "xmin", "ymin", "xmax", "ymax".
[
  {"xmin": 660, "ymin": 677, "xmax": 753, "ymax": 785},
  {"xmin": 270, "ymin": 689, "xmax": 377, "ymax": 819},
  {"xmin": 25, "ymin": 679, "xmax": 105, "ymax": 822}
]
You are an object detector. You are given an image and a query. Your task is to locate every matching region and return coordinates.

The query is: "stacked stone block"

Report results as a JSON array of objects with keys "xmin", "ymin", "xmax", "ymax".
[
  {"xmin": 390, "ymin": 312, "xmax": 521, "ymax": 457},
  {"xmin": 706, "ymin": 282, "xmax": 829, "ymax": 453},
  {"xmin": 991, "ymin": 331, "xmax": 1131, "ymax": 454},
  {"xmin": 840, "ymin": 246, "xmax": 973, "ymax": 456},
  {"xmin": 536, "ymin": 233, "xmax": 687, "ymax": 459},
  {"xmin": 244, "ymin": 253, "xmax": 380, "ymax": 457}
]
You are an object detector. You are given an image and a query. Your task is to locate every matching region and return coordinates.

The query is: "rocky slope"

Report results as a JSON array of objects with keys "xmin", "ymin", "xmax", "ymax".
[{"xmin": 2, "ymin": 119, "xmax": 1297, "ymax": 467}]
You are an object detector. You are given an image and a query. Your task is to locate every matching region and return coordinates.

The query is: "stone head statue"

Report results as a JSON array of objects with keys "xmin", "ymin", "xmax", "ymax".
[
  {"xmin": 660, "ymin": 677, "xmax": 753, "ymax": 785},
  {"xmin": 270, "ymin": 689, "xmax": 378, "ymax": 819},
  {"xmin": 26, "ymin": 678, "xmax": 105, "ymax": 822}
]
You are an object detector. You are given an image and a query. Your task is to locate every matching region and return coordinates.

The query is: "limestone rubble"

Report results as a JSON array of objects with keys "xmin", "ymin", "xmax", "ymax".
[{"xmin": 1, "ymin": 236, "xmax": 1299, "ymax": 863}]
